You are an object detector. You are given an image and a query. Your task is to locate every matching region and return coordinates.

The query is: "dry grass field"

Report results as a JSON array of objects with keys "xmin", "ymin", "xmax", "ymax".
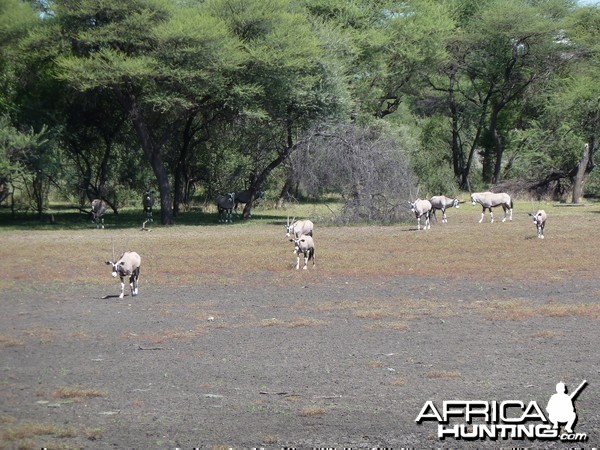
[{"xmin": 0, "ymin": 200, "xmax": 599, "ymax": 448}]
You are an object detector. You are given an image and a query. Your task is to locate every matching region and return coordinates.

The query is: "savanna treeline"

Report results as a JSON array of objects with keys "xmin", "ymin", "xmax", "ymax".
[{"xmin": 0, "ymin": 0, "xmax": 598, "ymax": 224}]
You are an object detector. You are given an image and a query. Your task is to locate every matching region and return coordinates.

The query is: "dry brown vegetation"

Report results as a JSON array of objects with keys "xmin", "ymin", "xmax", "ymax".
[
  {"xmin": 52, "ymin": 386, "xmax": 106, "ymax": 400},
  {"xmin": 0, "ymin": 419, "xmax": 102, "ymax": 447},
  {"xmin": 1, "ymin": 202, "xmax": 598, "ymax": 289}
]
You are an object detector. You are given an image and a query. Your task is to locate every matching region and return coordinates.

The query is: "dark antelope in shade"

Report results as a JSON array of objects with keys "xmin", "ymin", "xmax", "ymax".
[
  {"xmin": 143, "ymin": 190, "xmax": 155, "ymax": 222},
  {"xmin": 234, "ymin": 190, "xmax": 264, "ymax": 216},
  {"xmin": 91, "ymin": 199, "xmax": 107, "ymax": 229},
  {"xmin": 216, "ymin": 193, "xmax": 235, "ymax": 223}
]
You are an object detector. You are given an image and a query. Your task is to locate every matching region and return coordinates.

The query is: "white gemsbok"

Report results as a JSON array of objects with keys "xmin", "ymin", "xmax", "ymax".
[
  {"xmin": 409, "ymin": 199, "xmax": 432, "ymax": 230},
  {"xmin": 470, "ymin": 192, "xmax": 513, "ymax": 223},
  {"xmin": 290, "ymin": 234, "xmax": 315, "ymax": 270},
  {"xmin": 285, "ymin": 217, "xmax": 314, "ymax": 238},
  {"xmin": 429, "ymin": 195, "xmax": 460, "ymax": 223},
  {"xmin": 528, "ymin": 209, "xmax": 547, "ymax": 239},
  {"xmin": 105, "ymin": 251, "xmax": 141, "ymax": 299}
]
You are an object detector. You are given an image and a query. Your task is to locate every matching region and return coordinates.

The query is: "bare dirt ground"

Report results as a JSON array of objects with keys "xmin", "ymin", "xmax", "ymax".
[{"xmin": 1, "ymin": 210, "xmax": 599, "ymax": 449}]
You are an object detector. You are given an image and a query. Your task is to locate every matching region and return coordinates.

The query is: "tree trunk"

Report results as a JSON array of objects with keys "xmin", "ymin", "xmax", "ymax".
[
  {"xmin": 243, "ymin": 125, "xmax": 296, "ymax": 219},
  {"xmin": 572, "ymin": 143, "xmax": 591, "ymax": 204},
  {"xmin": 277, "ymin": 175, "xmax": 293, "ymax": 209},
  {"xmin": 116, "ymin": 89, "xmax": 174, "ymax": 225},
  {"xmin": 447, "ymin": 74, "xmax": 465, "ymax": 181},
  {"xmin": 34, "ymin": 170, "xmax": 44, "ymax": 220}
]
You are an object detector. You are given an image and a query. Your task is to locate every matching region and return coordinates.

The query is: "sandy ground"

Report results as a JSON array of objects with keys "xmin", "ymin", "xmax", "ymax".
[{"xmin": 1, "ymin": 272, "xmax": 598, "ymax": 448}]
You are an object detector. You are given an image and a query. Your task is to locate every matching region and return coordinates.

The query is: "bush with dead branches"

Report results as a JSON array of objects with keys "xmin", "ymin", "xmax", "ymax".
[{"xmin": 292, "ymin": 124, "xmax": 416, "ymax": 223}]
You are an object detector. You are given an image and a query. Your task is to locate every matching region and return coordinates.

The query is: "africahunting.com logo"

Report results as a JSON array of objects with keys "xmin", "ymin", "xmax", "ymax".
[{"xmin": 415, "ymin": 380, "xmax": 588, "ymax": 442}]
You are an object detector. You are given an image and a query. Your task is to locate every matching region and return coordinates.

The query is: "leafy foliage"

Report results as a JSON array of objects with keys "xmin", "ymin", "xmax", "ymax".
[{"xmin": 0, "ymin": 0, "xmax": 599, "ymax": 223}]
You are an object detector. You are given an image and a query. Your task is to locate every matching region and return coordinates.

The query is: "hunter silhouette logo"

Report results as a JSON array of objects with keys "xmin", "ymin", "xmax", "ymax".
[
  {"xmin": 546, "ymin": 380, "xmax": 587, "ymax": 434},
  {"xmin": 415, "ymin": 380, "xmax": 588, "ymax": 442}
]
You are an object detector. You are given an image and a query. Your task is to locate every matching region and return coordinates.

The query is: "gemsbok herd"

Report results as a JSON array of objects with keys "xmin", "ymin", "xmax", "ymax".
[
  {"xmin": 409, "ymin": 191, "xmax": 546, "ymax": 240},
  {"xmin": 95, "ymin": 189, "xmax": 548, "ymax": 297}
]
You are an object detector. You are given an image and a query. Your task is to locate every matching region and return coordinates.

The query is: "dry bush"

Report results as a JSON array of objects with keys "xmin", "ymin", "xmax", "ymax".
[{"xmin": 292, "ymin": 124, "xmax": 416, "ymax": 223}]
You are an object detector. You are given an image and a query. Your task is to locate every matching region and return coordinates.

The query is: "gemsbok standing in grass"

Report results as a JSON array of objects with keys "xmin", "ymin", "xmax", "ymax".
[
  {"xmin": 234, "ymin": 190, "xmax": 264, "ymax": 216},
  {"xmin": 91, "ymin": 199, "xmax": 107, "ymax": 229},
  {"xmin": 290, "ymin": 235, "xmax": 315, "ymax": 270},
  {"xmin": 529, "ymin": 209, "xmax": 547, "ymax": 239},
  {"xmin": 409, "ymin": 199, "xmax": 432, "ymax": 230},
  {"xmin": 470, "ymin": 191, "xmax": 513, "ymax": 223},
  {"xmin": 143, "ymin": 190, "xmax": 154, "ymax": 222},
  {"xmin": 429, "ymin": 195, "xmax": 460, "ymax": 223},
  {"xmin": 105, "ymin": 251, "xmax": 141, "ymax": 299},
  {"xmin": 285, "ymin": 217, "xmax": 314, "ymax": 238},
  {"xmin": 216, "ymin": 193, "xmax": 235, "ymax": 223}
]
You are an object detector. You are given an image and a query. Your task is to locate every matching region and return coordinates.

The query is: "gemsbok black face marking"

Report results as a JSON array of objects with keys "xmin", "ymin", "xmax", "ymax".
[
  {"xmin": 470, "ymin": 192, "xmax": 513, "ymax": 223},
  {"xmin": 529, "ymin": 210, "xmax": 547, "ymax": 239},
  {"xmin": 409, "ymin": 199, "xmax": 432, "ymax": 230},
  {"xmin": 105, "ymin": 251, "xmax": 141, "ymax": 299},
  {"xmin": 290, "ymin": 235, "xmax": 315, "ymax": 270}
]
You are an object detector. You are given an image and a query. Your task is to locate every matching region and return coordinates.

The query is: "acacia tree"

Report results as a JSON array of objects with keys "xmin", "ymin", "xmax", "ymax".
[
  {"xmin": 199, "ymin": 0, "xmax": 350, "ymax": 219},
  {"xmin": 302, "ymin": 0, "xmax": 454, "ymax": 121},
  {"xmin": 519, "ymin": 5, "xmax": 600, "ymax": 201},
  {"xmin": 427, "ymin": 0, "xmax": 573, "ymax": 188},
  {"xmin": 46, "ymin": 0, "xmax": 249, "ymax": 224}
]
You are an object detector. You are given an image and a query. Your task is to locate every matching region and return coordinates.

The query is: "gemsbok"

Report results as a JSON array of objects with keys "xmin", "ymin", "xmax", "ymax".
[
  {"xmin": 529, "ymin": 210, "xmax": 547, "ymax": 239},
  {"xmin": 290, "ymin": 235, "xmax": 315, "ymax": 270},
  {"xmin": 216, "ymin": 193, "xmax": 235, "ymax": 223},
  {"xmin": 91, "ymin": 199, "xmax": 107, "ymax": 229},
  {"xmin": 234, "ymin": 190, "xmax": 264, "ymax": 216},
  {"xmin": 285, "ymin": 217, "xmax": 314, "ymax": 238},
  {"xmin": 143, "ymin": 190, "xmax": 154, "ymax": 222},
  {"xmin": 409, "ymin": 199, "xmax": 432, "ymax": 230},
  {"xmin": 430, "ymin": 195, "xmax": 460, "ymax": 223},
  {"xmin": 105, "ymin": 251, "xmax": 141, "ymax": 299},
  {"xmin": 470, "ymin": 192, "xmax": 513, "ymax": 223}
]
